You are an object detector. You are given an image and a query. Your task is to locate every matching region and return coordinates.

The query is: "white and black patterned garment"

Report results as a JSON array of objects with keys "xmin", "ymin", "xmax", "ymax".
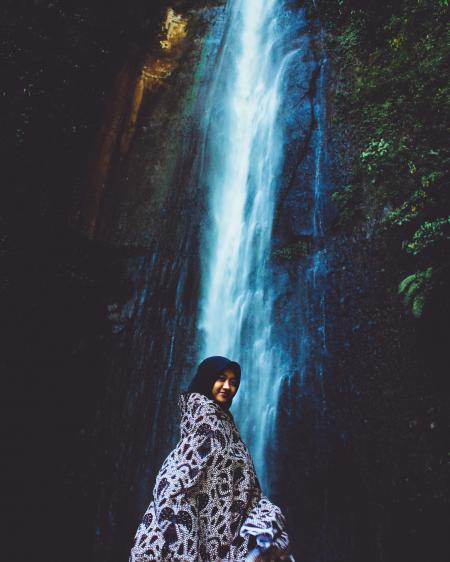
[{"xmin": 129, "ymin": 392, "xmax": 290, "ymax": 561}]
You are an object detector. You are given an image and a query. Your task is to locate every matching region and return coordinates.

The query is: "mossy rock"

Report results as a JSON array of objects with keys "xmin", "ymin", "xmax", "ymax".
[{"xmin": 272, "ymin": 238, "xmax": 312, "ymax": 261}]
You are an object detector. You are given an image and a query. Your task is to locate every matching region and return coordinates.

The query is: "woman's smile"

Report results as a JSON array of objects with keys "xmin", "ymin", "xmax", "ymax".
[{"xmin": 211, "ymin": 368, "xmax": 239, "ymax": 404}]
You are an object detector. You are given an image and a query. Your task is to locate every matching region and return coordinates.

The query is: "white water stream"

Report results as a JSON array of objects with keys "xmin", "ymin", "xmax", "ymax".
[{"xmin": 196, "ymin": 0, "xmax": 295, "ymax": 488}]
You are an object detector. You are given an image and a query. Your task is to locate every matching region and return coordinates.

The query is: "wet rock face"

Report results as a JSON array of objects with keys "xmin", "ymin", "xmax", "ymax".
[
  {"xmin": 275, "ymin": 33, "xmax": 319, "ymax": 241},
  {"xmin": 276, "ymin": 231, "xmax": 449, "ymax": 562},
  {"xmin": 85, "ymin": 7, "xmax": 229, "ymax": 562},
  {"xmin": 259, "ymin": 6, "xmax": 448, "ymax": 562},
  {"xmin": 90, "ymin": 5, "xmax": 448, "ymax": 561},
  {"xmin": 2, "ymin": 3, "xmax": 228, "ymax": 562},
  {"xmin": 81, "ymin": 5, "xmax": 228, "ymax": 249},
  {"xmin": 267, "ymin": 12, "xmax": 448, "ymax": 562},
  {"xmin": 7, "ymin": 3, "xmax": 447, "ymax": 562}
]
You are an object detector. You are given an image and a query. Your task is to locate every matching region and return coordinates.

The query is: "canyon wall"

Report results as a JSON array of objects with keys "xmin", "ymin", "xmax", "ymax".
[{"xmin": 3, "ymin": 2, "xmax": 448, "ymax": 562}]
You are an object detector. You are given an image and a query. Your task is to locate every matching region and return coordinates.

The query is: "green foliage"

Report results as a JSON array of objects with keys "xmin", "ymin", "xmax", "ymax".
[
  {"xmin": 313, "ymin": 0, "xmax": 450, "ymax": 317},
  {"xmin": 398, "ymin": 267, "xmax": 433, "ymax": 318},
  {"xmin": 272, "ymin": 239, "xmax": 312, "ymax": 261},
  {"xmin": 403, "ymin": 216, "xmax": 450, "ymax": 256},
  {"xmin": 382, "ymin": 189, "xmax": 428, "ymax": 227},
  {"xmin": 331, "ymin": 184, "xmax": 364, "ymax": 229}
]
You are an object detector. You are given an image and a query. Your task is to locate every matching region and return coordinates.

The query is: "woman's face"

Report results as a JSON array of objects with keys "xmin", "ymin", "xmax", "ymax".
[{"xmin": 211, "ymin": 368, "xmax": 239, "ymax": 406}]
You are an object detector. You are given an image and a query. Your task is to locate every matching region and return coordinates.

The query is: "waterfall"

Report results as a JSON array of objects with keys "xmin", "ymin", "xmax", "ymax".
[
  {"xmin": 196, "ymin": 0, "xmax": 294, "ymax": 489},
  {"xmin": 311, "ymin": 54, "xmax": 329, "ymax": 390}
]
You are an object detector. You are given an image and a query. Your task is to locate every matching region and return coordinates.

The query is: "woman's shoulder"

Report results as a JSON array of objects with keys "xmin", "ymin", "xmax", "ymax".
[
  {"xmin": 178, "ymin": 391, "xmax": 209, "ymax": 411},
  {"xmin": 178, "ymin": 391, "xmax": 219, "ymax": 415},
  {"xmin": 178, "ymin": 392, "xmax": 232, "ymax": 426}
]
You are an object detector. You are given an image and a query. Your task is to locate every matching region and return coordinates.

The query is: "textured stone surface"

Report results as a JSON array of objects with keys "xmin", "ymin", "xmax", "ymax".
[{"xmin": 3, "ymin": 3, "xmax": 448, "ymax": 562}]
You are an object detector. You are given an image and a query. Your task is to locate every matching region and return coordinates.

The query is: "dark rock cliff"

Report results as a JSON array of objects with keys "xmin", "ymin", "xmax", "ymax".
[
  {"xmin": 87, "ymin": 7, "xmax": 230, "ymax": 561},
  {"xmin": 3, "ymin": 2, "xmax": 227, "ymax": 562},
  {"xmin": 270, "ymin": 11, "xmax": 449, "ymax": 562},
  {"xmin": 2, "ymin": 2, "xmax": 448, "ymax": 562}
]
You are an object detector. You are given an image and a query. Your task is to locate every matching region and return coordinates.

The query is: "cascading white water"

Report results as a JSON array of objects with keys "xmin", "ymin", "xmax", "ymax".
[
  {"xmin": 196, "ymin": 0, "xmax": 295, "ymax": 489},
  {"xmin": 311, "ymin": 55, "xmax": 329, "ymax": 391}
]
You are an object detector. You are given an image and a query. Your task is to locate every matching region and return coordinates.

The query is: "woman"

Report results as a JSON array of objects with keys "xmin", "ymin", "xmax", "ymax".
[{"xmin": 129, "ymin": 356, "xmax": 293, "ymax": 561}]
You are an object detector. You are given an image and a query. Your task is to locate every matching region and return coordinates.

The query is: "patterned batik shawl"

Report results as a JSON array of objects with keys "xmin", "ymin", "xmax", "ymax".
[{"xmin": 129, "ymin": 392, "xmax": 290, "ymax": 561}]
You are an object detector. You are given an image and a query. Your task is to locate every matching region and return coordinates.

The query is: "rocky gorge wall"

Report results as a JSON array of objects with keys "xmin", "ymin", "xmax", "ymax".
[
  {"xmin": 4, "ymin": 3, "xmax": 228, "ymax": 562},
  {"xmin": 77, "ymin": 5, "xmax": 232, "ymax": 561},
  {"xmin": 88, "ymin": 3, "xmax": 448, "ymax": 559},
  {"xmin": 269, "ymin": 10, "xmax": 449, "ymax": 560},
  {"xmin": 3, "ymin": 2, "xmax": 448, "ymax": 562}
]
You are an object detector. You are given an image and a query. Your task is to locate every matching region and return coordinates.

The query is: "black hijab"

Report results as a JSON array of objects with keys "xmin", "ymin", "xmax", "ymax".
[{"xmin": 186, "ymin": 355, "xmax": 241, "ymax": 408}]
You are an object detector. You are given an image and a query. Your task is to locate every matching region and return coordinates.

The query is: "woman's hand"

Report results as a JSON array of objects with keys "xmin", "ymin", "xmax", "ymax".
[
  {"xmin": 245, "ymin": 544, "xmax": 295, "ymax": 561},
  {"xmin": 245, "ymin": 534, "xmax": 295, "ymax": 562}
]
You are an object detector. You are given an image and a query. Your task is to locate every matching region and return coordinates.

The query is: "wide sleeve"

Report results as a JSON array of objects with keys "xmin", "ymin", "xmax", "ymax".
[
  {"xmin": 153, "ymin": 401, "xmax": 227, "ymax": 513},
  {"xmin": 239, "ymin": 495, "xmax": 290, "ymax": 552}
]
